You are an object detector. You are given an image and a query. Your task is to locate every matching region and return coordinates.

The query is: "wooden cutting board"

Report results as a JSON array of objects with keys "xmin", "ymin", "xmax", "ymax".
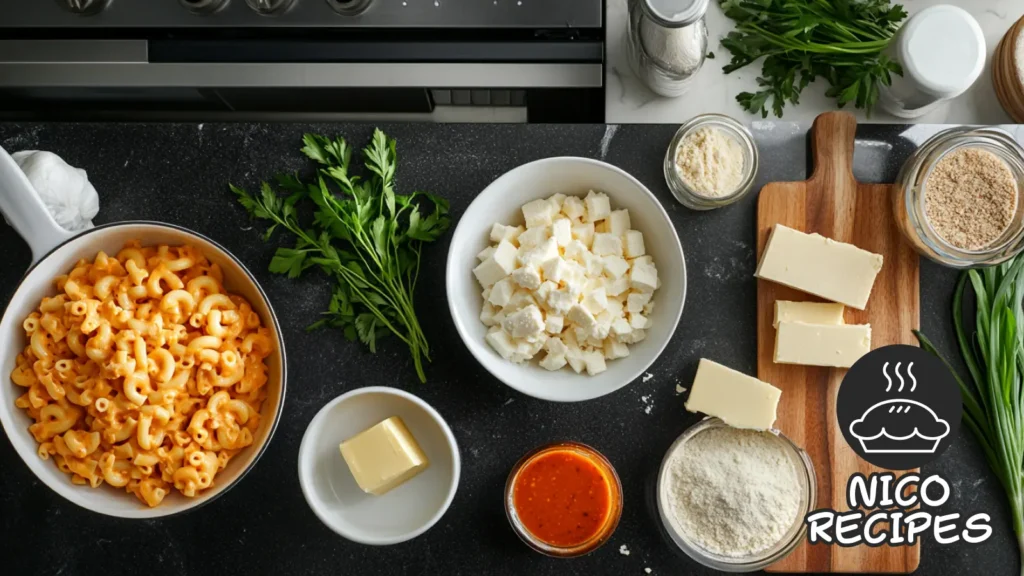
[{"xmin": 758, "ymin": 112, "xmax": 921, "ymax": 573}]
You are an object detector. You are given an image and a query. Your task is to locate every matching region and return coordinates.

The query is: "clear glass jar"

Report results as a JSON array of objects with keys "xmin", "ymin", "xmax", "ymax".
[
  {"xmin": 656, "ymin": 418, "xmax": 816, "ymax": 572},
  {"xmin": 626, "ymin": 0, "xmax": 709, "ymax": 97},
  {"xmin": 894, "ymin": 126, "xmax": 1024, "ymax": 268},
  {"xmin": 504, "ymin": 442, "xmax": 623, "ymax": 558},
  {"xmin": 664, "ymin": 114, "xmax": 759, "ymax": 210}
]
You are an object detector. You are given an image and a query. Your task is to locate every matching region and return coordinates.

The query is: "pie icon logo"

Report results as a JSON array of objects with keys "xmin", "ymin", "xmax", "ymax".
[{"xmin": 837, "ymin": 346, "xmax": 961, "ymax": 470}]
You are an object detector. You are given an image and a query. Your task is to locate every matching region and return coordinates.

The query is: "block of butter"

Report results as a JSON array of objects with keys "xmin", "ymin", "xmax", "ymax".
[
  {"xmin": 685, "ymin": 358, "xmax": 782, "ymax": 430},
  {"xmin": 339, "ymin": 416, "xmax": 429, "ymax": 496},
  {"xmin": 773, "ymin": 301, "xmax": 845, "ymax": 328},
  {"xmin": 775, "ymin": 321, "xmax": 871, "ymax": 368},
  {"xmin": 756, "ymin": 224, "xmax": 883, "ymax": 310}
]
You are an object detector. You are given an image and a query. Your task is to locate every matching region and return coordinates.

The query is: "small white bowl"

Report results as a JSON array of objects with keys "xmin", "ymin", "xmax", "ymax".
[
  {"xmin": 445, "ymin": 157, "xmax": 687, "ymax": 402},
  {"xmin": 297, "ymin": 387, "xmax": 460, "ymax": 545}
]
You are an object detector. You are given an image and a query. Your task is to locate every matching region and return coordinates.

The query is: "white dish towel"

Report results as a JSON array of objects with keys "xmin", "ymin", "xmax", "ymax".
[{"xmin": 12, "ymin": 150, "xmax": 99, "ymax": 231}]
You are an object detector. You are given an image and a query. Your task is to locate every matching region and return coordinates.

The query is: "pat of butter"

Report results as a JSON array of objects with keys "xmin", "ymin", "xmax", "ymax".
[
  {"xmin": 773, "ymin": 301, "xmax": 845, "ymax": 329},
  {"xmin": 774, "ymin": 321, "xmax": 871, "ymax": 368},
  {"xmin": 756, "ymin": 224, "xmax": 883, "ymax": 310},
  {"xmin": 339, "ymin": 416, "xmax": 429, "ymax": 496},
  {"xmin": 684, "ymin": 358, "xmax": 782, "ymax": 430}
]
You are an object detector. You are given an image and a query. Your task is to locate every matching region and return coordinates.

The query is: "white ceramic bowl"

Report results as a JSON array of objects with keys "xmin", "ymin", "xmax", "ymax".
[
  {"xmin": 297, "ymin": 386, "xmax": 460, "ymax": 545},
  {"xmin": 446, "ymin": 157, "xmax": 686, "ymax": 402},
  {"xmin": 0, "ymin": 148, "xmax": 286, "ymax": 518}
]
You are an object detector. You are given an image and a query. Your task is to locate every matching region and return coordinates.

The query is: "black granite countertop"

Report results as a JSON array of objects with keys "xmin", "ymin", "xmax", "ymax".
[{"xmin": 0, "ymin": 122, "xmax": 1015, "ymax": 576}]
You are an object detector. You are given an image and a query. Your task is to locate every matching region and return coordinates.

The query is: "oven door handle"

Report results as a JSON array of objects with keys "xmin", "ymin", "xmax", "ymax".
[{"xmin": 0, "ymin": 41, "xmax": 602, "ymax": 88}]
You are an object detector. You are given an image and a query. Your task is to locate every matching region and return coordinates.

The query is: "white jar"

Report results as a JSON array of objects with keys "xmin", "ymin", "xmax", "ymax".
[
  {"xmin": 626, "ymin": 0, "xmax": 709, "ymax": 97},
  {"xmin": 878, "ymin": 5, "xmax": 985, "ymax": 118}
]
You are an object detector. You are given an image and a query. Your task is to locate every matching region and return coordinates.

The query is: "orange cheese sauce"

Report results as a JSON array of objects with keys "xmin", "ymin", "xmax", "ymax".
[{"xmin": 512, "ymin": 449, "xmax": 613, "ymax": 547}]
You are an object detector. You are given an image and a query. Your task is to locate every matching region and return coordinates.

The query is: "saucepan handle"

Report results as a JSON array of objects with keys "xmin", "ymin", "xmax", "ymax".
[{"xmin": 0, "ymin": 144, "xmax": 76, "ymax": 265}]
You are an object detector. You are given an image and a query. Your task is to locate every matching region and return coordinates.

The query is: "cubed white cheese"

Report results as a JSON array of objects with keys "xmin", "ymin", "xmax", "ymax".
[
  {"xmin": 595, "ymin": 219, "xmax": 610, "ymax": 233},
  {"xmin": 623, "ymin": 230, "xmax": 646, "ymax": 258},
  {"xmin": 629, "ymin": 261, "xmax": 658, "ymax": 293},
  {"xmin": 502, "ymin": 305, "xmax": 545, "ymax": 339},
  {"xmin": 607, "ymin": 210, "xmax": 631, "ymax": 236},
  {"xmin": 546, "ymin": 288, "xmax": 577, "ymax": 315},
  {"xmin": 584, "ymin": 191, "xmax": 612, "ymax": 222},
  {"xmin": 611, "ymin": 317, "xmax": 632, "ymax": 338},
  {"xmin": 626, "ymin": 292, "xmax": 652, "ymax": 313},
  {"xmin": 492, "ymin": 310, "xmax": 507, "ymax": 326},
  {"xmin": 482, "ymin": 286, "xmax": 491, "ymax": 301},
  {"xmin": 583, "ymin": 350, "xmax": 608, "ymax": 375},
  {"xmin": 583, "ymin": 287, "xmax": 608, "ymax": 314},
  {"xmin": 541, "ymin": 257, "xmax": 570, "ymax": 284},
  {"xmin": 644, "ymin": 300, "xmax": 656, "ymax": 315},
  {"xmin": 511, "ymin": 266, "xmax": 542, "ymax": 290},
  {"xmin": 505, "ymin": 290, "xmax": 537, "ymax": 313},
  {"xmin": 566, "ymin": 355, "xmax": 585, "ymax": 373},
  {"xmin": 548, "ymin": 193, "xmax": 567, "ymax": 213},
  {"xmin": 603, "ymin": 338, "xmax": 630, "ymax": 360},
  {"xmin": 472, "ymin": 240, "xmax": 517, "ymax": 287},
  {"xmin": 580, "ymin": 251, "xmax": 602, "ymax": 277},
  {"xmin": 563, "ymin": 239, "xmax": 589, "ymax": 263},
  {"xmin": 545, "ymin": 337, "xmax": 568, "ymax": 356},
  {"xmin": 480, "ymin": 302, "xmax": 498, "ymax": 327},
  {"xmin": 518, "ymin": 238, "xmax": 559, "ymax": 270},
  {"xmin": 563, "ymin": 269, "xmax": 587, "ymax": 297},
  {"xmin": 567, "ymin": 304, "xmax": 597, "ymax": 332},
  {"xmin": 522, "ymin": 198, "xmax": 555, "ymax": 229},
  {"xmin": 477, "ymin": 245, "xmax": 496, "ymax": 262},
  {"xmin": 545, "ymin": 315, "xmax": 564, "ymax": 334},
  {"xmin": 561, "ymin": 195, "xmax": 586, "ymax": 220},
  {"xmin": 602, "ymin": 256, "xmax": 630, "ymax": 279},
  {"xmin": 535, "ymin": 280, "xmax": 557, "ymax": 303},
  {"xmin": 486, "ymin": 329, "xmax": 517, "ymax": 360},
  {"xmin": 572, "ymin": 222, "xmax": 595, "ymax": 248},
  {"xmin": 488, "ymin": 278, "xmax": 515, "ymax": 308},
  {"xmin": 592, "ymin": 310, "xmax": 613, "ymax": 340},
  {"xmin": 606, "ymin": 276, "xmax": 630, "ymax": 297},
  {"xmin": 511, "ymin": 338, "xmax": 545, "ymax": 363},
  {"xmin": 605, "ymin": 297, "xmax": 624, "ymax": 318},
  {"xmin": 551, "ymin": 218, "xmax": 572, "ymax": 247},
  {"xmin": 629, "ymin": 312, "xmax": 649, "ymax": 329},
  {"xmin": 592, "ymin": 233, "xmax": 624, "ymax": 257},
  {"xmin": 490, "ymin": 223, "xmax": 524, "ymax": 244},
  {"xmin": 539, "ymin": 353, "xmax": 567, "ymax": 371},
  {"xmin": 517, "ymin": 226, "xmax": 549, "ymax": 250}
]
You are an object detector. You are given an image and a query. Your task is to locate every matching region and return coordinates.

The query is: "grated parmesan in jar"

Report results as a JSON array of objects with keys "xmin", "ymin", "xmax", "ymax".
[{"xmin": 674, "ymin": 126, "xmax": 746, "ymax": 198}]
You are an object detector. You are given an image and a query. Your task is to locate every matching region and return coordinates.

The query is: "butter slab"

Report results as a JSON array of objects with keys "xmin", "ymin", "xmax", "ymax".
[
  {"xmin": 684, "ymin": 358, "xmax": 782, "ymax": 430},
  {"xmin": 773, "ymin": 300, "xmax": 845, "ymax": 329},
  {"xmin": 755, "ymin": 224, "xmax": 883, "ymax": 310},
  {"xmin": 774, "ymin": 321, "xmax": 871, "ymax": 369}
]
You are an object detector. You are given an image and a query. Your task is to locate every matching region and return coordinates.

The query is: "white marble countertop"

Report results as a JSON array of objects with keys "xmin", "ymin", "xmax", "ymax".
[{"xmin": 606, "ymin": 0, "xmax": 1022, "ymax": 125}]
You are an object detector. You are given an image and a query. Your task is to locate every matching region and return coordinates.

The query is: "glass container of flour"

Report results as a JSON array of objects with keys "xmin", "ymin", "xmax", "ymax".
[
  {"xmin": 626, "ymin": 0, "xmax": 709, "ymax": 97},
  {"xmin": 656, "ymin": 418, "xmax": 815, "ymax": 572}
]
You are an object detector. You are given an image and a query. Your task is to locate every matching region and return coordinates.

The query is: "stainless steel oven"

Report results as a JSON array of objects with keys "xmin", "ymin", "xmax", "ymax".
[{"xmin": 0, "ymin": 0, "xmax": 604, "ymax": 122}]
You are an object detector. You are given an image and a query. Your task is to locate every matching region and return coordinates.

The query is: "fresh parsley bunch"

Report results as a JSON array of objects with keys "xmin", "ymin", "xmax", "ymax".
[
  {"xmin": 719, "ymin": 0, "xmax": 907, "ymax": 118},
  {"xmin": 232, "ymin": 129, "xmax": 450, "ymax": 383}
]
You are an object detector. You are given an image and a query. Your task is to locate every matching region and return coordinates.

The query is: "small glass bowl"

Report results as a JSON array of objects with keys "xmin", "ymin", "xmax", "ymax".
[
  {"xmin": 894, "ymin": 126, "xmax": 1024, "ymax": 268},
  {"xmin": 504, "ymin": 441, "xmax": 623, "ymax": 558},
  {"xmin": 664, "ymin": 114, "xmax": 759, "ymax": 210},
  {"xmin": 656, "ymin": 418, "xmax": 815, "ymax": 572}
]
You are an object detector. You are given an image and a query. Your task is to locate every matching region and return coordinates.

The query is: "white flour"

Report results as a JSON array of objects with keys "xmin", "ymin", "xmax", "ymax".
[
  {"xmin": 674, "ymin": 126, "xmax": 746, "ymax": 198},
  {"xmin": 666, "ymin": 427, "xmax": 802, "ymax": 557},
  {"xmin": 640, "ymin": 17, "xmax": 704, "ymax": 74}
]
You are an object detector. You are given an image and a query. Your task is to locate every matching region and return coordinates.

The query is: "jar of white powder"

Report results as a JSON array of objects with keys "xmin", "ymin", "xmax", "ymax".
[
  {"xmin": 664, "ymin": 114, "xmax": 759, "ymax": 210},
  {"xmin": 656, "ymin": 418, "xmax": 815, "ymax": 572},
  {"xmin": 626, "ymin": 0, "xmax": 709, "ymax": 97}
]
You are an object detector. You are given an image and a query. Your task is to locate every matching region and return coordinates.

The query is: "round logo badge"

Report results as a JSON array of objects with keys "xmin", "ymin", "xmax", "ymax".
[{"xmin": 837, "ymin": 345, "xmax": 962, "ymax": 470}]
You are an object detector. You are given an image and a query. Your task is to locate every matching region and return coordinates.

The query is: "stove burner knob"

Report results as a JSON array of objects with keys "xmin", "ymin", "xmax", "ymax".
[
  {"xmin": 179, "ymin": 0, "xmax": 230, "ymax": 14},
  {"xmin": 326, "ymin": 0, "xmax": 372, "ymax": 16},
  {"xmin": 56, "ymin": 0, "xmax": 110, "ymax": 15},
  {"xmin": 246, "ymin": 0, "xmax": 296, "ymax": 14}
]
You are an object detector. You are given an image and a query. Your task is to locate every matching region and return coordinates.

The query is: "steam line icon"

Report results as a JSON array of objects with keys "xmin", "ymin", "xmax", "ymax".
[{"xmin": 849, "ymin": 361, "xmax": 950, "ymax": 454}]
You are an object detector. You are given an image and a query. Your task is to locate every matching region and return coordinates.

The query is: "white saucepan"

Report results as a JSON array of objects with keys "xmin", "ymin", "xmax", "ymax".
[{"xmin": 0, "ymin": 146, "xmax": 286, "ymax": 518}]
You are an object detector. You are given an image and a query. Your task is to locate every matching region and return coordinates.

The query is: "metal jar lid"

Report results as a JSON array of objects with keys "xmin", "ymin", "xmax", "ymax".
[{"xmin": 641, "ymin": 0, "xmax": 709, "ymax": 28}]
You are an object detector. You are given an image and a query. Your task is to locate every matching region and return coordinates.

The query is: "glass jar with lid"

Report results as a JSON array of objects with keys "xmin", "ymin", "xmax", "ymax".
[{"xmin": 626, "ymin": 0, "xmax": 710, "ymax": 97}]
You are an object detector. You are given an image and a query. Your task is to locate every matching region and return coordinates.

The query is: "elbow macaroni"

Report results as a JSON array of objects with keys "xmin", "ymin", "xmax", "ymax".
[{"xmin": 11, "ymin": 242, "xmax": 272, "ymax": 507}]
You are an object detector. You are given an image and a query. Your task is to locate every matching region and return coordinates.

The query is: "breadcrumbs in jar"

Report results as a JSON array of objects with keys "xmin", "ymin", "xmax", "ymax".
[{"xmin": 924, "ymin": 147, "xmax": 1019, "ymax": 250}]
